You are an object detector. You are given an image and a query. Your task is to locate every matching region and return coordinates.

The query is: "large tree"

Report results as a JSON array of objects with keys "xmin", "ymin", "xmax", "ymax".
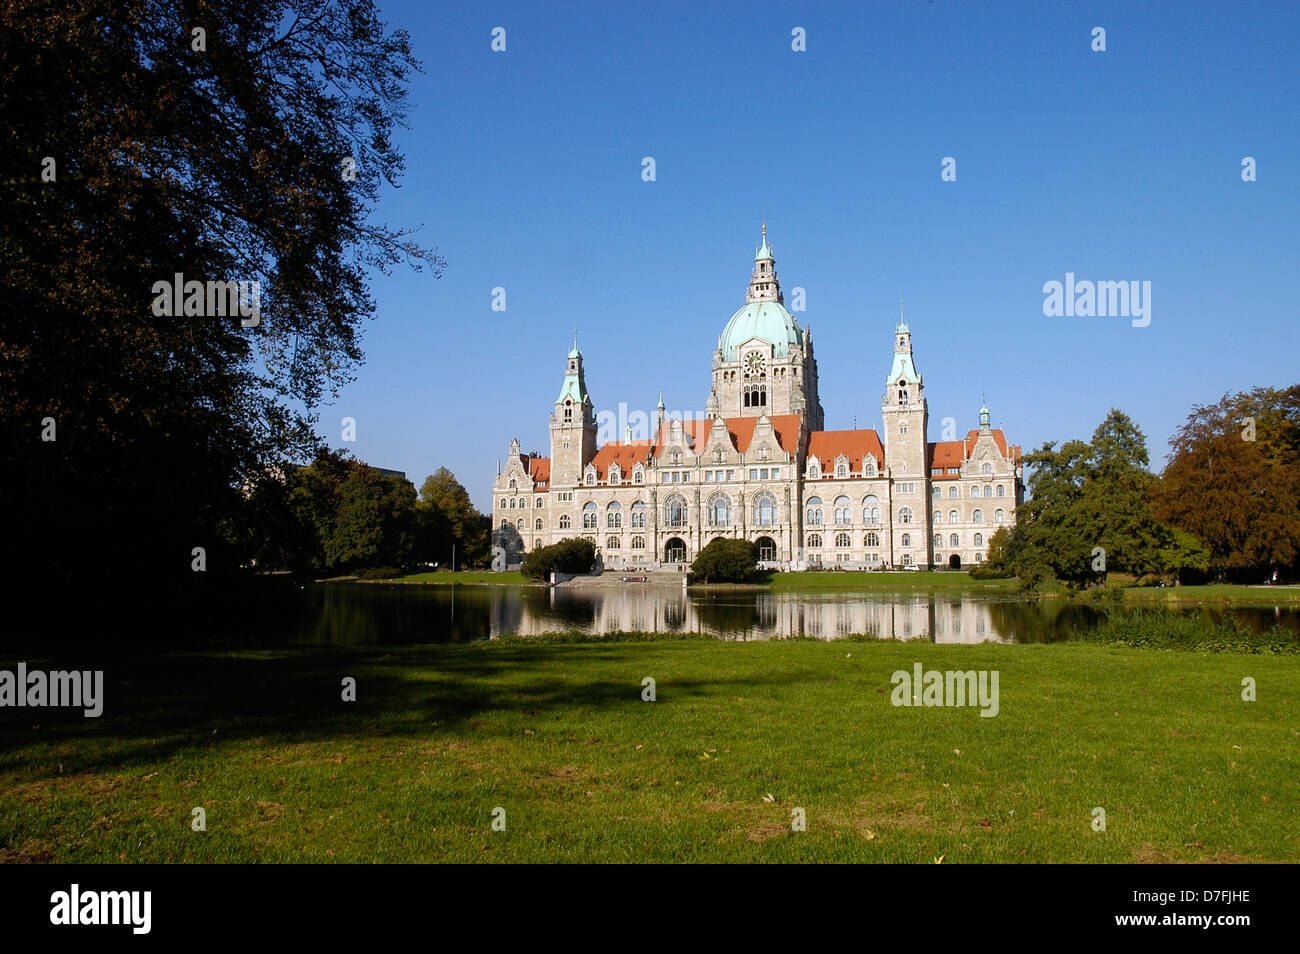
[
  {"xmin": 1, "ymin": 1, "xmax": 441, "ymax": 605},
  {"xmin": 1155, "ymin": 386, "xmax": 1300, "ymax": 578},
  {"xmin": 1012, "ymin": 409, "xmax": 1169, "ymax": 585},
  {"xmin": 417, "ymin": 468, "xmax": 489, "ymax": 568}
]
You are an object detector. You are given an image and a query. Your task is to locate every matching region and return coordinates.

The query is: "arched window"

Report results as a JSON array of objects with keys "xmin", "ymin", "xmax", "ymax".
[
  {"xmin": 835, "ymin": 532, "xmax": 851, "ymax": 548},
  {"xmin": 865, "ymin": 531, "xmax": 879, "ymax": 547},
  {"xmin": 583, "ymin": 502, "xmax": 598, "ymax": 529},
  {"xmin": 834, "ymin": 495, "xmax": 851, "ymax": 525},
  {"xmin": 933, "ymin": 510, "xmax": 943, "ymax": 525},
  {"xmin": 500, "ymin": 519, "xmax": 509, "ymax": 529},
  {"xmin": 984, "ymin": 485, "xmax": 993, "ymax": 498},
  {"xmin": 994, "ymin": 509, "xmax": 1004, "ymax": 523},
  {"xmin": 949, "ymin": 486, "xmax": 957, "ymax": 499},
  {"xmin": 807, "ymin": 533, "xmax": 822, "ymax": 549},
  {"xmin": 584, "ymin": 470, "xmax": 595, "ymax": 486},
  {"xmin": 753, "ymin": 493, "xmax": 776, "ymax": 526},
  {"xmin": 973, "ymin": 509, "xmax": 983, "ymax": 524},
  {"xmin": 536, "ymin": 498, "xmax": 544, "ymax": 508},
  {"xmin": 899, "ymin": 507, "xmax": 913, "ymax": 525},
  {"xmin": 862, "ymin": 495, "xmax": 880, "ymax": 524},
  {"xmin": 974, "ymin": 533, "xmax": 983, "ymax": 546},
  {"xmin": 865, "ymin": 459, "xmax": 877, "ymax": 478},
  {"xmin": 950, "ymin": 533, "xmax": 959, "ymax": 547},
  {"xmin": 971, "ymin": 485, "xmax": 981, "ymax": 498},
  {"xmin": 708, "ymin": 493, "xmax": 732, "ymax": 527},
  {"xmin": 631, "ymin": 501, "xmax": 646, "ymax": 528},
  {"xmin": 836, "ymin": 462, "xmax": 847, "ymax": 478},
  {"xmin": 665, "ymin": 494, "xmax": 687, "ymax": 528},
  {"xmin": 535, "ymin": 519, "xmax": 543, "ymax": 530},
  {"xmin": 631, "ymin": 536, "xmax": 645, "ymax": 550},
  {"xmin": 997, "ymin": 484, "xmax": 1006, "ymax": 497},
  {"xmin": 609, "ymin": 467, "xmax": 621, "ymax": 486},
  {"xmin": 517, "ymin": 519, "xmax": 524, "ymax": 531},
  {"xmin": 933, "ymin": 534, "xmax": 943, "ymax": 549},
  {"xmin": 509, "ymin": 498, "xmax": 516, "ymax": 509},
  {"xmin": 607, "ymin": 501, "xmax": 622, "ymax": 528},
  {"xmin": 982, "ymin": 463, "xmax": 992, "ymax": 475},
  {"xmin": 564, "ymin": 400, "xmax": 573, "ymax": 422},
  {"xmin": 559, "ymin": 515, "xmax": 571, "ymax": 529},
  {"xmin": 509, "ymin": 479, "xmax": 517, "ymax": 491},
  {"xmin": 606, "ymin": 536, "xmax": 620, "ymax": 550},
  {"xmin": 498, "ymin": 498, "xmax": 506, "ymax": 510},
  {"xmin": 949, "ymin": 510, "xmax": 958, "ymax": 524},
  {"xmin": 805, "ymin": 496, "xmax": 823, "ymax": 525},
  {"xmin": 634, "ymin": 471, "xmax": 643, "ymax": 484},
  {"xmin": 901, "ymin": 533, "xmax": 911, "ymax": 547}
]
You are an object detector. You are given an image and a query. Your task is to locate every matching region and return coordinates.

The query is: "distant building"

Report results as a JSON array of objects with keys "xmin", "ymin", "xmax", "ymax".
[{"xmin": 493, "ymin": 229, "xmax": 1023, "ymax": 570}]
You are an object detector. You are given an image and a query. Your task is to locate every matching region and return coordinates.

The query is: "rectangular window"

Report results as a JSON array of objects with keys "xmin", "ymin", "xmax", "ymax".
[
  {"xmin": 749, "ymin": 469, "xmax": 758, "ymax": 480},
  {"xmin": 771, "ymin": 468, "xmax": 780, "ymax": 480},
  {"xmin": 684, "ymin": 472, "xmax": 691, "ymax": 482},
  {"xmin": 760, "ymin": 468, "xmax": 769, "ymax": 480},
  {"xmin": 726, "ymin": 470, "xmax": 735, "ymax": 481},
  {"xmin": 704, "ymin": 471, "xmax": 713, "ymax": 482},
  {"xmin": 671, "ymin": 472, "xmax": 679, "ymax": 483}
]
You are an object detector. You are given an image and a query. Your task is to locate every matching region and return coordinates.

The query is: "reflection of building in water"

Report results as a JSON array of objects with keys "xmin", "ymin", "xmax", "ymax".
[{"xmin": 490, "ymin": 588, "xmax": 1008, "ymax": 643}]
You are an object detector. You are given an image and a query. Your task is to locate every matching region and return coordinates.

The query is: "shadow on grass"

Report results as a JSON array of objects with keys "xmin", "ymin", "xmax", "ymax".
[{"xmin": 0, "ymin": 641, "xmax": 820, "ymax": 778}]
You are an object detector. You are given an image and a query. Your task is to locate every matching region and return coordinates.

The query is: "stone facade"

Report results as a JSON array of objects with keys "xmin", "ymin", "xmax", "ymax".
[{"xmin": 492, "ymin": 230, "xmax": 1023, "ymax": 571}]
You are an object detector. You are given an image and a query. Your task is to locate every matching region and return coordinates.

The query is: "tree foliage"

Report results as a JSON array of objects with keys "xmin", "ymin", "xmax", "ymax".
[
  {"xmin": 690, "ymin": 538, "xmax": 758, "ymax": 583},
  {"xmin": 1012, "ymin": 409, "xmax": 1171, "ymax": 586},
  {"xmin": 521, "ymin": 538, "xmax": 597, "ymax": 581},
  {"xmin": 1, "ymin": 1, "xmax": 441, "ymax": 604},
  {"xmin": 1154, "ymin": 386, "xmax": 1300, "ymax": 578},
  {"xmin": 418, "ymin": 468, "xmax": 490, "ymax": 567}
]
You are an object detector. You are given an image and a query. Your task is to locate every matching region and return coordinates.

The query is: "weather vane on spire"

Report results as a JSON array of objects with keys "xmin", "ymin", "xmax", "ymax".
[{"xmin": 899, "ymin": 297, "xmax": 904, "ymax": 322}]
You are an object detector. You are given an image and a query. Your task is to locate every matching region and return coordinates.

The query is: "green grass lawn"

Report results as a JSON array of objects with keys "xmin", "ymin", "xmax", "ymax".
[
  {"xmin": 393, "ymin": 570, "xmax": 533, "ymax": 585},
  {"xmin": 763, "ymin": 570, "xmax": 1017, "ymax": 592},
  {"xmin": 1122, "ymin": 584, "xmax": 1300, "ymax": 605},
  {"xmin": 2, "ymin": 634, "xmax": 1295, "ymax": 863}
]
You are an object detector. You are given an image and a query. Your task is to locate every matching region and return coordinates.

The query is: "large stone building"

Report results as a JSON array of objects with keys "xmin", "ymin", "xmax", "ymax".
[{"xmin": 492, "ymin": 229, "xmax": 1023, "ymax": 571}]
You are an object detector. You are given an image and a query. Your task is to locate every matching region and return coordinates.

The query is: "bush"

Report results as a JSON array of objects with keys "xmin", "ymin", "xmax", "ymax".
[
  {"xmin": 521, "ymin": 537, "xmax": 597, "ymax": 581},
  {"xmin": 968, "ymin": 565, "xmax": 1011, "ymax": 580},
  {"xmin": 355, "ymin": 566, "xmax": 404, "ymax": 579},
  {"xmin": 689, "ymin": 538, "xmax": 758, "ymax": 583}
]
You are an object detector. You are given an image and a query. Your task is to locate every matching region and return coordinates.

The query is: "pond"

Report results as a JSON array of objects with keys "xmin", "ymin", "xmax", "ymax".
[{"xmin": 250, "ymin": 583, "xmax": 1300, "ymax": 646}]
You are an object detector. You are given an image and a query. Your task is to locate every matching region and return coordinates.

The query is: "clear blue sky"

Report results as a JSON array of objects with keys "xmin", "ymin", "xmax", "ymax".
[{"xmin": 331, "ymin": 1, "xmax": 1299, "ymax": 509}]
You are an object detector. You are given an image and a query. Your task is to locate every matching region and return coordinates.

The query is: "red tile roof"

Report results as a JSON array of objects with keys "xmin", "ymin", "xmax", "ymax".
[
  {"xmin": 806, "ymin": 429, "xmax": 885, "ymax": 474},
  {"xmin": 527, "ymin": 456, "xmax": 550, "ymax": 485},
  {"xmin": 589, "ymin": 441, "xmax": 653, "ymax": 478}
]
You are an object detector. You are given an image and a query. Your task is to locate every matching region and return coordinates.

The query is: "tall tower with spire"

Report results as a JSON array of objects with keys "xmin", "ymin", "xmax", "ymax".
[
  {"xmin": 549, "ymin": 336, "xmax": 597, "ymax": 487},
  {"xmin": 881, "ymin": 302, "xmax": 930, "ymax": 562}
]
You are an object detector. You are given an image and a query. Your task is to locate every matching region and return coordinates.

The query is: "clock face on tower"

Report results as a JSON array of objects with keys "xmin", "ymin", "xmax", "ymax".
[{"xmin": 745, "ymin": 352, "xmax": 765, "ymax": 374}]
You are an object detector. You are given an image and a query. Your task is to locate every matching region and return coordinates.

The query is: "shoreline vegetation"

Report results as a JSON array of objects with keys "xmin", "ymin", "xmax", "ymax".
[
  {"xmin": 339, "ymin": 569, "xmax": 1300, "ymax": 605},
  {"xmin": 3, "ymin": 630, "xmax": 1295, "ymax": 863}
]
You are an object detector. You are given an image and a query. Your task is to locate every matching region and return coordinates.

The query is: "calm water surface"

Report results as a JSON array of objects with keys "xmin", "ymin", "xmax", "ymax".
[{"xmin": 261, "ymin": 584, "xmax": 1300, "ymax": 646}]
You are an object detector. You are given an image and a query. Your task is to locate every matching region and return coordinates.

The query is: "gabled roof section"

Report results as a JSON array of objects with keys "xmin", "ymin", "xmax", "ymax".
[
  {"xmin": 926, "ymin": 429, "xmax": 1020, "ymax": 476},
  {"xmin": 806, "ymin": 430, "xmax": 885, "ymax": 473},
  {"xmin": 651, "ymin": 415, "xmax": 801, "ymax": 457},
  {"xmin": 590, "ymin": 441, "xmax": 653, "ymax": 479}
]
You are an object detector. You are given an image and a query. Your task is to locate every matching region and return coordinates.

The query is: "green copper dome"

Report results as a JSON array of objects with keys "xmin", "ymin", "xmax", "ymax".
[{"xmin": 719, "ymin": 301, "xmax": 803, "ymax": 361}]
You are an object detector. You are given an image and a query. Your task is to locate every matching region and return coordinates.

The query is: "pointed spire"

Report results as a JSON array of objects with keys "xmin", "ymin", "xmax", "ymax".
[
  {"xmin": 979, "ymin": 395, "xmax": 991, "ymax": 430},
  {"xmin": 569, "ymin": 327, "xmax": 580, "ymax": 358},
  {"xmin": 657, "ymin": 390, "xmax": 665, "ymax": 410},
  {"xmin": 896, "ymin": 297, "xmax": 909, "ymax": 334}
]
